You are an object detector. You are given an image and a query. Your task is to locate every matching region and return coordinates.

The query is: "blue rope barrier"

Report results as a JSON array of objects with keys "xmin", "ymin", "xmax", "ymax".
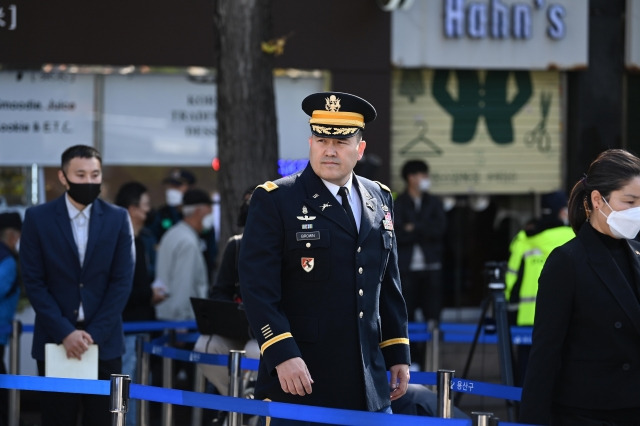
[
  {"xmin": 405, "ymin": 371, "xmax": 437, "ymax": 386},
  {"xmin": 450, "ymin": 378, "xmax": 521, "ymax": 401},
  {"xmin": 122, "ymin": 320, "xmax": 197, "ymax": 333},
  {"xmin": 4, "ymin": 319, "xmax": 526, "ymax": 402},
  {"xmin": 0, "ymin": 375, "xmax": 472, "ymax": 425},
  {"xmin": 141, "ymin": 340, "xmax": 523, "ymax": 402},
  {"xmin": 7, "ymin": 320, "xmax": 533, "ymax": 345},
  {"xmin": 0, "ymin": 374, "xmax": 108, "ymax": 395}
]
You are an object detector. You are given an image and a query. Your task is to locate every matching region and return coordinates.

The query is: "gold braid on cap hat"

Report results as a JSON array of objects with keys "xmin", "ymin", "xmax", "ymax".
[{"xmin": 309, "ymin": 111, "xmax": 365, "ymax": 129}]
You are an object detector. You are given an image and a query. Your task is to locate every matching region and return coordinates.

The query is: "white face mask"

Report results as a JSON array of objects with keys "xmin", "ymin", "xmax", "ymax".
[
  {"xmin": 600, "ymin": 197, "xmax": 640, "ymax": 239},
  {"xmin": 201, "ymin": 212, "xmax": 215, "ymax": 232},
  {"xmin": 418, "ymin": 178, "xmax": 431, "ymax": 192},
  {"xmin": 165, "ymin": 188, "xmax": 183, "ymax": 207}
]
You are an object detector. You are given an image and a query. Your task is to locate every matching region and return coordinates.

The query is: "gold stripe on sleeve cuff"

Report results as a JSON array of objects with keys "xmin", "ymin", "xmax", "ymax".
[
  {"xmin": 379, "ymin": 338, "xmax": 410, "ymax": 348},
  {"xmin": 260, "ymin": 332, "xmax": 293, "ymax": 355}
]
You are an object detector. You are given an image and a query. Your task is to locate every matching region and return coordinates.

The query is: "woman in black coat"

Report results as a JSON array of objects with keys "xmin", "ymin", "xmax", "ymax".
[{"xmin": 520, "ymin": 149, "xmax": 640, "ymax": 425}]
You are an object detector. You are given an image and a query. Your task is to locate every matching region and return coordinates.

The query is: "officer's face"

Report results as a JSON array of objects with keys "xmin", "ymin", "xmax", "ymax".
[{"xmin": 308, "ymin": 134, "xmax": 366, "ymax": 186}]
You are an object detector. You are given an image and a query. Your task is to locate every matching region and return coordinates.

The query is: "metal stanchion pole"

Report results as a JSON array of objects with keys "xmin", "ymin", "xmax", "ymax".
[
  {"xmin": 191, "ymin": 369, "xmax": 205, "ymax": 426},
  {"xmin": 426, "ymin": 320, "xmax": 440, "ymax": 374},
  {"xmin": 137, "ymin": 334, "xmax": 151, "ymax": 426},
  {"xmin": 162, "ymin": 330, "xmax": 175, "ymax": 426},
  {"xmin": 8, "ymin": 320, "xmax": 21, "ymax": 426},
  {"xmin": 472, "ymin": 411, "xmax": 494, "ymax": 426},
  {"xmin": 110, "ymin": 374, "xmax": 131, "ymax": 426},
  {"xmin": 228, "ymin": 350, "xmax": 245, "ymax": 426},
  {"xmin": 436, "ymin": 369, "xmax": 454, "ymax": 418}
]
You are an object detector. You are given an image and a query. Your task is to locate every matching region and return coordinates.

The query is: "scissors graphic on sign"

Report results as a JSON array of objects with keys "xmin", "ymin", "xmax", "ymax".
[{"xmin": 524, "ymin": 92, "xmax": 552, "ymax": 152}]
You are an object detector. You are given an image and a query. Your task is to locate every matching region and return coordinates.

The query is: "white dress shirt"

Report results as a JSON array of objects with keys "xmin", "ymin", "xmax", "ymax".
[
  {"xmin": 321, "ymin": 175, "xmax": 362, "ymax": 231},
  {"xmin": 65, "ymin": 194, "xmax": 91, "ymax": 320}
]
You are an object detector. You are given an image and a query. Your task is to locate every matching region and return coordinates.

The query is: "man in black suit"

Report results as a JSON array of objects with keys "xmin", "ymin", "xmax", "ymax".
[
  {"xmin": 239, "ymin": 92, "xmax": 410, "ymax": 425},
  {"xmin": 394, "ymin": 159, "xmax": 447, "ymax": 369},
  {"xmin": 20, "ymin": 145, "xmax": 134, "ymax": 426}
]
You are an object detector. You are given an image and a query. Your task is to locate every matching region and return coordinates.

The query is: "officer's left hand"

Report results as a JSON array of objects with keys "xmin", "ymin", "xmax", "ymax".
[{"xmin": 389, "ymin": 364, "xmax": 410, "ymax": 401}]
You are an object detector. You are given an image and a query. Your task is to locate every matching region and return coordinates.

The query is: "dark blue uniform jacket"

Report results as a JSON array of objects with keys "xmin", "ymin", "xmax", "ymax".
[{"xmin": 239, "ymin": 164, "xmax": 410, "ymax": 412}]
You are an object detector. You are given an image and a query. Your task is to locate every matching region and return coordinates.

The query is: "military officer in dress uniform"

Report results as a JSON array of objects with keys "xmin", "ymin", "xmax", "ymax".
[{"xmin": 239, "ymin": 91, "xmax": 411, "ymax": 425}]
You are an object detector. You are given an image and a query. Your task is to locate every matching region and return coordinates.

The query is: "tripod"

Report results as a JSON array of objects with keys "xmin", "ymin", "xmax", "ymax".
[{"xmin": 454, "ymin": 261, "xmax": 516, "ymax": 421}]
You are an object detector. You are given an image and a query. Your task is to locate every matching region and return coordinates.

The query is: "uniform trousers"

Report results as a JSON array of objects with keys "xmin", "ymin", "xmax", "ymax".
[{"xmin": 37, "ymin": 357, "xmax": 121, "ymax": 426}]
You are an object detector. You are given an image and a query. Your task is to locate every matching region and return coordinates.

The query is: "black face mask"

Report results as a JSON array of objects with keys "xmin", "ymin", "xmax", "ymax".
[{"xmin": 63, "ymin": 172, "xmax": 101, "ymax": 206}]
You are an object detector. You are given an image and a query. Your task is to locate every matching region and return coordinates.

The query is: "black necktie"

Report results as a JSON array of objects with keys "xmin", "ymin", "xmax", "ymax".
[{"xmin": 338, "ymin": 186, "xmax": 358, "ymax": 233}]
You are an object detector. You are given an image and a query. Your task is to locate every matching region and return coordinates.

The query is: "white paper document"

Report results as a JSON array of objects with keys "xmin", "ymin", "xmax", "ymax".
[{"xmin": 44, "ymin": 343, "xmax": 98, "ymax": 380}]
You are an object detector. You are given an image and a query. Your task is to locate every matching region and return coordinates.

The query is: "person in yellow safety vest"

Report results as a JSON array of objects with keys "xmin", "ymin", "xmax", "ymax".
[{"xmin": 505, "ymin": 190, "xmax": 574, "ymax": 385}]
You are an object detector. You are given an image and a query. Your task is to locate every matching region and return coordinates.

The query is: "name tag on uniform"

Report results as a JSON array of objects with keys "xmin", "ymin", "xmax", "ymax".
[{"xmin": 296, "ymin": 231, "xmax": 320, "ymax": 241}]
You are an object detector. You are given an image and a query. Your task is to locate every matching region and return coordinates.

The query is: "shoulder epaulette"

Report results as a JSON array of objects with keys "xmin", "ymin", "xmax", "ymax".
[
  {"xmin": 256, "ymin": 181, "xmax": 279, "ymax": 192},
  {"xmin": 374, "ymin": 181, "xmax": 391, "ymax": 193}
]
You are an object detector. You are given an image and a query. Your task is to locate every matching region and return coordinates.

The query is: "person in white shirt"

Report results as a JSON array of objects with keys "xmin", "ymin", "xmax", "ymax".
[{"xmin": 154, "ymin": 188, "xmax": 213, "ymax": 321}]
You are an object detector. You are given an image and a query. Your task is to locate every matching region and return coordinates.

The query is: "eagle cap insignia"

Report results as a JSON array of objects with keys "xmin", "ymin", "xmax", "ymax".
[{"xmin": 325, "ymin": 95, "xmax": 341, "ymax": 112}]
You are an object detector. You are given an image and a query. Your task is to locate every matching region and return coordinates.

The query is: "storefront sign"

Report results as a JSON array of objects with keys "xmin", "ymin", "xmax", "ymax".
[
  {"xmin": 103, "ymin": 74, "xmax": 320, "ymax": 166},
  {"xmin": 0, "ymin": 71, "xmax": 322, "ymax": 167},
  {"xmin": 390, "ymin": 69, "xmax": 563, "ymax": 194},
  {"xmin": 0, "ymin": 71, "xmax": 94, "ymax": 165},
  {"xmin": 103, "ymin": 74, "xmax": 217, "ymax": 165},
  {"xmin": 0, "ymin": 4, "xmax": 17, "ymax": 31},
  {"xmin": 392, "ymin": 0, "xmax": 588, "ymax": 69}
]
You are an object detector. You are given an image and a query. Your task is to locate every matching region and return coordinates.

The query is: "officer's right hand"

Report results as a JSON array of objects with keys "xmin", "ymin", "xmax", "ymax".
[{"xmin": 275, "ymin": 357, "xmax": 314, "ymax": 396}]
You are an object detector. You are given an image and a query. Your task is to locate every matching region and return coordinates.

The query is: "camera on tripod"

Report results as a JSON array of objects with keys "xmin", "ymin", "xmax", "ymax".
[
  {"xmin": 483, "ymin": 261, "xmax": 507, "ymax": 292},
  {"xmin": 457, "ymin": 260, "xmax": 516, "ymax": 417}
]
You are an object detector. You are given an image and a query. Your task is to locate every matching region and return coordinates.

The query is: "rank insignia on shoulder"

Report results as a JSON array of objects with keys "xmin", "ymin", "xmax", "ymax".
[
  {"xmin": 257, "ymin": 181, "xmax": 278, "ymax": 192},
  {"xmin": 375, "ymin": 181, "xmax": 391, "ymax": 193}
]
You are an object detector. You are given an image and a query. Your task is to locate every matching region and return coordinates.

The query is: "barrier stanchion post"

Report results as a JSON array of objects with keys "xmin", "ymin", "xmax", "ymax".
[
  {"xmin": 8, "ymin": 320, "xmax": 21, "ymax": 426},
  {"xmin": 191, "ymin": 368, "xmax": 205, "ymax": 426},
  {"xmin": 436, "ymin": 369, "xmax": 454, "ymax": 418},
  {"xmin": 136, "ymin": 333, "xmax": 150, "ymax": 426},
  {"xmin": 162, "ymin": 329, "xmax": 175, "ymax": 426},
  {"xmin": 471, "ymin": 411, "xmax": 494, "ymax": 426},
  {"xmin": 426, "ymin": 319, "xmax": 440, "ymax": 375},
  {"xmin": 228, "ymin": 350, "xmax": 245, "ymax": 426},
  {"xmin": 110, "ymin": 374, "xmax": 131, "ymax": 426}
]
